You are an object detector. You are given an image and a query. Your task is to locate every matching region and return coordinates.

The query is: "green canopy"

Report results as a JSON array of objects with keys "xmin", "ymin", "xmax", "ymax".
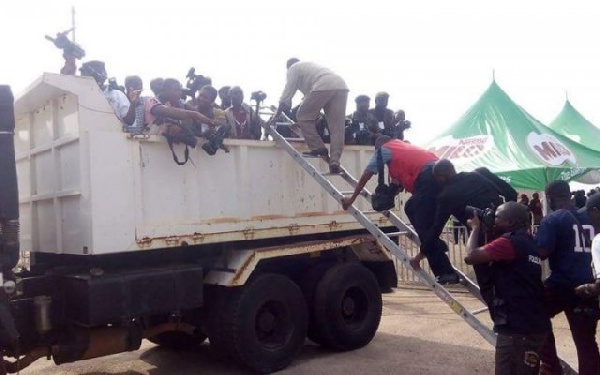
[
  {"xmin": 548, "ymin": 100, "xmax": 600, "ymax": 152},
  {"xmin": 426, "ymin": 82, "xmax": 600, "ymax": 190}
]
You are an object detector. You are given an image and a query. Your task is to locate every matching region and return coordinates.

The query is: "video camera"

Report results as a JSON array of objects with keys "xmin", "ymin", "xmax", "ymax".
[
  {"xmin": 250, "ymin": 90, "xmax": 267, "ymax": 103},
  {"xmin": 465, "ymin": 205, "xmax": 496, "ymax": 229},
  {"xmin": 182, "ymin": 67, "xmax": 212, "ymax": 100},
  {"xmin": 45, "ymin": 29, "xmax": 85, "ymax": 60}
]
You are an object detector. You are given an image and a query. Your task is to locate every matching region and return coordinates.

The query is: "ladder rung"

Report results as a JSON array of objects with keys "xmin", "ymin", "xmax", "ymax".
[
  {"xmin": 339, "ymin": 191, "xmax": 355, "ymax": 195},
  {"xmin": 470, "ymin": 307, "xmax": 489, "ymax": 315},
  {"xmin": 322, "ymin": 172, "xmax": 344, "ymax": 176},
  {"xmin": 385, "ymin": 231, "xmax": 408, "ymax": 237}
]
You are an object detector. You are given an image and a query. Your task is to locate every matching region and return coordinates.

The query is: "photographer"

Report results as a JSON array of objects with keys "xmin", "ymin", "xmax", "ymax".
[
  {"xmin": 346, "ymin": 95, "xmax": 379, "ymax": 145},
  {"xmin": 368, "ymin": 92, "xmax": 395, "ymax": 137},
  {"xmin": 465, "ymin": 202, "xmax": 550, "ymax": 375},
  {"xmin": 121, "ymin": 75, "xmax": 147, "ymax": 134},
  {"xmin": 80, "ymin": 60, "xmax": 129, "ymax": 122},
  {"xmin": 341, "ymin": 136, "xmax": 458, "ymax": 284},
  {"xmin": 146, "ymin": 78, "xmax": 215, "ymax": 131},
  {"xmin": 535, "ymin": 180, "xmax": 600, "ymax": 375},
  {"xmin": 411, "ymin": 159, "xmax": 517, "ymax": 286},
  {"xmin": 392, "ymin": 110, "xmax": 411, "ymax": 141}
]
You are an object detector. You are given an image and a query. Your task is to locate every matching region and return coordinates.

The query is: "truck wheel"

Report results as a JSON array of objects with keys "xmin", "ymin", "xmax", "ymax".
[
  {"xmin": 299, "ymin": 262, "xmax": 333, "ymax": 344},
  {"xmin": 221, "ymin": 274, "xmax": 308, "ymax": 374},
  {"xmin": 313, "ymin": 262, "xmax": 382, "ymax": 351},
  {"xmin": 148, "ymin": 331, "xmax": 207, "ymax": 350}
]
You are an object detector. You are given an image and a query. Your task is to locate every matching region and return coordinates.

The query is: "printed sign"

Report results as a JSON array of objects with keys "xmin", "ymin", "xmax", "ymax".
[
  {"xmin": 526, "ymin": 133, "xmax": 576, "ymax": 166},
  {"xmin": 427, "ymin": 135, "xmax": 494, "ymax": 161}
]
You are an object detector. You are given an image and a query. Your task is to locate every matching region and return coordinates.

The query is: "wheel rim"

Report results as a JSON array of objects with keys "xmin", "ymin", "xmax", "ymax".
[
  {"xmin": 340, "ymin": 286, "xmax": 369, "ymax": 329},
  {"xmin": 255, "ymin": 300, "xmax": 291, "ymax": 349}
]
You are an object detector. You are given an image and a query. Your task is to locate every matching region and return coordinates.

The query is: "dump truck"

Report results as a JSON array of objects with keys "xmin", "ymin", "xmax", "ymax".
[{"xmin": 0, "ymin": 74, "xmax": 399, "ymax": 374}]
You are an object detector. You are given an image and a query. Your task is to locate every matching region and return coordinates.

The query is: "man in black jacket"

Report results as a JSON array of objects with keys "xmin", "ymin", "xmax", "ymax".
[{"xmin": 410, "ymin": 159, "xmax": 517, "ymax": 286}]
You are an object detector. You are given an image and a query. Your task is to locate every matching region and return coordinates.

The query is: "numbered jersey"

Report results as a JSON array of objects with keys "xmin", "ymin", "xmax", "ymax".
[{"xmin": 535, "ymin": 208, "xmax": 595, "ymax": 288}]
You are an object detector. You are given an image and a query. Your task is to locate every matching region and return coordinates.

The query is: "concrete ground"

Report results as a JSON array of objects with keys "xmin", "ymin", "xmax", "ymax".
[{"xmin": 20, "ymin": 286, "xmax": 578, "ymax": 375}]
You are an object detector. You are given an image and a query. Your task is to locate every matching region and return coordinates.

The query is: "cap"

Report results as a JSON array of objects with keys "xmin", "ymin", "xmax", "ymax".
[
  {"xmin": 578, "ymin": 193, "xmax": 600, "ymax": 213},
  {"xmin": 355, "ymin": 94, "xmax": 370, "ymax": 103},
  {"xmin": 545, "ymin": 180, "xmax": 570, "ymax": 199},
  {"xmin": 375, "ymin": 91, "xmax": 389, "ymax": 99}
]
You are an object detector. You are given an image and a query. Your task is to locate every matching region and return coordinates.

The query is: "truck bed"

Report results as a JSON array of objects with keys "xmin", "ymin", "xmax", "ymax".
[{"xmin": 14, "ymin": 74, "xmax": 395, "ymax": 255}]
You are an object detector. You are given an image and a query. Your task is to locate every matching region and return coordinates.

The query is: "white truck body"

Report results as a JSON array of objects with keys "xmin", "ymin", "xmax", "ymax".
[{"xmin": 14, "ymin": 73, "xmax": 398, "ymax": 256}]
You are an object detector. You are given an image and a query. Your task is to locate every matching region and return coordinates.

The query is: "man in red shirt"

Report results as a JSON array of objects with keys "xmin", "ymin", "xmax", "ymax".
[{"xmin": 341, "ymin": 136, "xmax": 458, "ymax": 283}]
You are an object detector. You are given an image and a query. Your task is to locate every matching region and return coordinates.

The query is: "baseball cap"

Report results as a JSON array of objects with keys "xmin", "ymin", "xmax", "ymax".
[{"xmin": 578, "ymin": 193, "xmax": 600, "ymax": 213}]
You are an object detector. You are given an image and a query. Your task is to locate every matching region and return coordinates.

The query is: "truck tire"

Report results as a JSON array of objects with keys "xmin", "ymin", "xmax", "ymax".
[
  {"xmin": 148, "ymin": 331, "xmax": 207, "ymax": 350},
  {"xmin": 221, "ymin": 273, "xmax": 308, "ymax": 374},
  {"xmin": 299, "ymin": 262, "xmax": 333, "ymax": 344},
  {"xmin": 313, "ymin": 262, "xmax": 382, "ymax": 351}
]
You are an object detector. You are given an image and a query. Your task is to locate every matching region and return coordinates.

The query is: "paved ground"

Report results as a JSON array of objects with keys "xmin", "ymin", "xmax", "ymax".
[{"xmin": 20, "ymin": 286, "xmax": 578, "ymax": 375}]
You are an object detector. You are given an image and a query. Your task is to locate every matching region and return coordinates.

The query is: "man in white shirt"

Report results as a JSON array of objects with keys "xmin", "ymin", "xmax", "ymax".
[
  {"xmin": 271, "ymin": 58, "xmax": 349, "ymax": 174},
  {"xmin": 575, "ymin": 193, "xmax": 600, "ymax": 296},
  {"xmin": 80, "ymin": 60, "xmax": 130, "ymax": 122}
]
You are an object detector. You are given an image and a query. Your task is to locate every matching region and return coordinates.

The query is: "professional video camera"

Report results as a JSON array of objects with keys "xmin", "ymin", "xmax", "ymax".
[
  {"xmin": 182, "ymin": 67, "xmax": 212, "ymax": 99},
  {"xmin": 250, "ymin": 90, "xmax": 267, "ymax": 103},
  {"xmin": 465, "ymin": 205, "xmax": 496, "ymax": 229},
  {"xmin": 45, "ymin": 29, "xmax": 85, "ymax": 60}
]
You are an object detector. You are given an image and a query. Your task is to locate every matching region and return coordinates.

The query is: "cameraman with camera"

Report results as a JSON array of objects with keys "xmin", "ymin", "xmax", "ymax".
[
  {"xmin": 465, "ymin": 201, "xmax": 550, "ymax": 375},
  {"xmin": 79, "ymin": 60, "xmax": 130, "ymax": 122}
]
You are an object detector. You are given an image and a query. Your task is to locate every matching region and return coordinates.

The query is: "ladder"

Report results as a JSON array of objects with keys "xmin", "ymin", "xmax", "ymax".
[{"xmin": 267, "ymin": 123, "xmax": 496, "ymax": 345}]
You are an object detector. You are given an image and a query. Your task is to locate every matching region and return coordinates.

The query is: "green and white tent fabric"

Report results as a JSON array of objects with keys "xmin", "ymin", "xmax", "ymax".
[
  {"xmin": 549, "ymin": 100, "xmax": 600, "ymax": 152},
  {"xmin": 425, "ymin": 82, "xmax": 600, "ymax": 190}
]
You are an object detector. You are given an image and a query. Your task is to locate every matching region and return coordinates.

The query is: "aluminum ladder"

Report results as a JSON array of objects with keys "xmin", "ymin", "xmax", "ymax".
[{"xmin": 267, "ymin": 123, "xmax": 496, "ymax": 345}]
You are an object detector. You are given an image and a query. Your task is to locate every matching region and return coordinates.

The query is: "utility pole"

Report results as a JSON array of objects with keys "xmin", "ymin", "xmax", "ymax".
[{"xmin": 71, "ymin": 6, "xmax": 76, "ymax": 43}]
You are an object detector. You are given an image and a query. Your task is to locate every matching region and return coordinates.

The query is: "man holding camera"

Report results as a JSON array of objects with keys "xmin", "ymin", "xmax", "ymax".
[
  {"xmin": 341, "ymin": 136, "xmax": 458, "ymax": 283},
  {"xmin": 270, "ymin": 58, "xmax": 348, "ymax": 174},
  {"xmin": 535, "ymin": 180, "xmax": 599, "ymax": 375},
  {"xmin": 465, "ymin": 201, "xmax": 550, "ymax": 375}
]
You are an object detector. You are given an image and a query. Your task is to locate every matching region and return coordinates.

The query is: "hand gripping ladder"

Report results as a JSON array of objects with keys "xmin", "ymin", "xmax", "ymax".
[{"xmin": 267, "ymin": 123, "xmax": 496, "ymax": 345}]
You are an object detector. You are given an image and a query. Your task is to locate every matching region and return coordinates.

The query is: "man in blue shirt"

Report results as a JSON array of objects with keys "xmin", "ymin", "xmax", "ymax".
[{"xmin": 535, "ymin": 180, "xmax": 599, "ymax": 375}]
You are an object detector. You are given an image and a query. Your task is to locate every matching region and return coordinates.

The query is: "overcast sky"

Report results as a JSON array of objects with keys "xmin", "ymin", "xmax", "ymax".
[{"xmin": 2, "ymin": 0, "xmax": 600, "ymax": 147}]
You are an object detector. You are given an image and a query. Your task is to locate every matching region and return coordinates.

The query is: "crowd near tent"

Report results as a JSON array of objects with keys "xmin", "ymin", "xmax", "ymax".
[
  {"xmin": 548, "ymin": 99, "xmax": 600, "ymax": 152},
  {"xmin": 425, "ymin": 81, "xmax": 600, "ymax": 191}
]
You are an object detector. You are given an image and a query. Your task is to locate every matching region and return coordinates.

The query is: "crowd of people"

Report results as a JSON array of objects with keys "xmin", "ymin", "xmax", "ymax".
[
  {"xmin": 66, "ymin": 57, "xmax": 600, "ymax": 375},
  {"xmin": 67, "ymin": 58, "xmax": 411, "ymax": 170},
  {"xmin": 341, "ymin": 136, "xmax": 600, "ymax": 375}
]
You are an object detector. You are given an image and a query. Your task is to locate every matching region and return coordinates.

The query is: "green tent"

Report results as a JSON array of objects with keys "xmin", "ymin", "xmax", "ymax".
[
  {"xmin": 425, "ymin": 81, "xmax": 600, "ymax": 190},
  {"xmin": 548, "ymin": 100, "xmax": 600, "ymax": 152}
]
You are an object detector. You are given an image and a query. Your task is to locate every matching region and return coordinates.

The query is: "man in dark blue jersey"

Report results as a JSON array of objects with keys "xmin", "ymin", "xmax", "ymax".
[{"xmin": 535, "ymin": 180, "xmax": 600, "ymax": 375}]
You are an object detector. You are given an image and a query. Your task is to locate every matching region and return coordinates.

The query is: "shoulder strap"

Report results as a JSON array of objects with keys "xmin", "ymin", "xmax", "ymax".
[
  {"xmin": 377, "ymin": 148, "xmax": 385, "ymax": 187},
  {"xmin": 167, "ymin": 139, "xmax": 190, "ymax": 165}
]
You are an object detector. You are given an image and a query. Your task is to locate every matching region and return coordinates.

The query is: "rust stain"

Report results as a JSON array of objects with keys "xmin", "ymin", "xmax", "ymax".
[
  {"xmin": 231, "ymin": 253, "xmax": 257, "ymax": 285},
  {"xmin": 249, "ymin": 214, "xmax": 287, "ymax": 221}
]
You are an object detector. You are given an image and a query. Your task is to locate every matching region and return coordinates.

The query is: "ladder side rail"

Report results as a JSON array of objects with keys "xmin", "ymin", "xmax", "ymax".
[{"xmin": 266, "ymin": 125, "xmax": 496, "ymax": 346}]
